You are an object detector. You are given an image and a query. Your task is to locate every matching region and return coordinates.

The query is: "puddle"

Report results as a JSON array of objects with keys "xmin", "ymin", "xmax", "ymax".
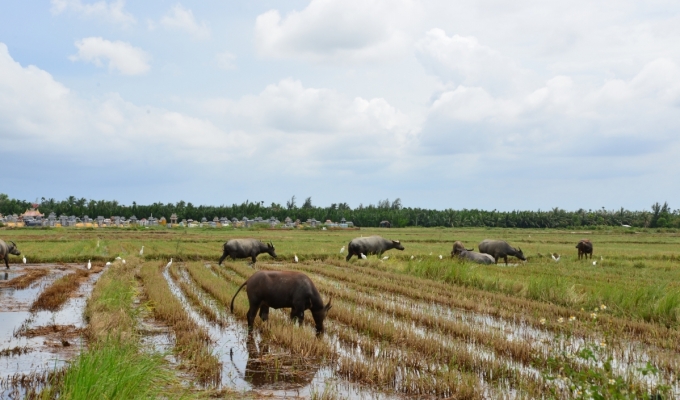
[
  {"xmin": 164, "ymin": 264, "xmax": 395, "ymax": 399},
  {"xmin": 0, "ymin": 264, "xmax": 104, "ymax": 397}
]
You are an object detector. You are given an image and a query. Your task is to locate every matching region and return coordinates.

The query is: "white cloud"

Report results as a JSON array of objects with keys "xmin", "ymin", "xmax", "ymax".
[
  {"xmin": 215, "ymin": 52, "xmax": 236, "ymax": 70},
  {"xmin": 50, "ymin": 0, "xmax": 136, "ymax": 27},
  {"xmin": 70, "ymin": 37, "xmax": 150, "ymax": 75},
  {"xmin": 158, "ymin": 4, "xmax": 210, "ymax": 40},
  {"xmin": 254, "ymin": 0, "xmax": 420, "ymax": 62}
]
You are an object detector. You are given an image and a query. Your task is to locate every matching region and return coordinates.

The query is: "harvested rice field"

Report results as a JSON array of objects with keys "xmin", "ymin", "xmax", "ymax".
[{"xmin": 1, "ymin": 226, "xmax": 679, "ymax": 399}]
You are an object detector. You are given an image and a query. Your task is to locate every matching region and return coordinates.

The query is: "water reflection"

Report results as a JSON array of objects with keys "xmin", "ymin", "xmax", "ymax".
[
  {"xmin": 235, "ymin": 333, "xmax": 319, "ymax": 390},
  {"xmin": 2, "ymin": 272, "xmax": 7, "ymax": 280}
]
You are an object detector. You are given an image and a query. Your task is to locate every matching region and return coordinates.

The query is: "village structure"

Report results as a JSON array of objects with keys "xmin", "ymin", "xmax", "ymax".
[{"xmin": 0, "ymin": 205, "xmax": 354, "ymax": 229}]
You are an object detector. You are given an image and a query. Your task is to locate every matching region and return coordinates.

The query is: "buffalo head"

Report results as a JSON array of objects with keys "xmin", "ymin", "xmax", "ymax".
[
  {"xmin": 312, "ymin": 298, "xmax": 332, "ymax": 334},
  {"xmin": 266, "ymin": 241, "xmax": 277, "ymax": 258},
  {"xmin": 514, "ymin": 247, "xmax": 526, "ymax": 261},
  {"xmin": 9, "ymin": 241, "xmax": 21, "ymax": 256},
  {"xmin": 392, "ymin": 240, "xmax": 405, "ymax": 251}
]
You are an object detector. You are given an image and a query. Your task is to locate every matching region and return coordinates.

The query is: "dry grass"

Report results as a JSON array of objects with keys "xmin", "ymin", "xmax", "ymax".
[
  {"xmin": 30, "ymin": 269, "xmax": 90, "ymax": 312},
  {"xmin": 137, "ymin": 261, "xmax": 221, "ymax": 385},
  {"xmin": 0, "ymin": 269, "xmax": 49, "ymax": 289}
]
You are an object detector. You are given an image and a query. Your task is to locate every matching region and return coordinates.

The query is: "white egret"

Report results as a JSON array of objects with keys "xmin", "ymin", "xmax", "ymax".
[
  {"xmin": 87, "ymin": 260, "xmax": 91, "ymax": 270},
  {"xmin": 139, "ymin": 246, "xmax": 144, "ymax": 256},
  {"xmin": 294, "ymin": 254, "xmax": 299, "ymax": 263},
  {"xmin": 593, "ymin": 261, "xmax": 597, "ymax": 266},
  {"xmin": 552, "ymin": 253, "xmax": 560, "ymax": 262},
  {"xmin": 439, "ymin": 255, "xmax": 443, "ymax": 260},
  {"xmin": 105, "ymin": 262, "xmax": 111, "ymax": 266},
  {"xmin": 166, "ymin": 258, "xmax": 173, "ymax": 269},
  {"xmin": 622, "ymin": 224, "xmax": 631, "ymax": 228},
  {"xmin": 600, "ymin": 256, "xmax": 603, "ymax": 261},
  {"xmin": 23, "ymin": 256, "xmax": 26, "ymax": 264},
  {"xmin": 360, "ymin": 253, "xmax": 367, "ymax": 260},
  {"xmin": 122, "ymin": 259, "xmax": 126, "ymax": 264},
  {"xmin": 115, "ymin": 256, "xmax": 121, "ymax": 260},
  {"xmin": 410, "ymin": 255, "xmax": 414, "ymax": 260},
  {"xmin": 96, "ymin": 240, "xmax": 100, "ymax": 248},
  {"xmin": 382, "ymin": 256, "xmax": 389, "ymax": 261},
  {"xmin": 340, "ymin": 246, "xmax": 345, "ymax": 254}
]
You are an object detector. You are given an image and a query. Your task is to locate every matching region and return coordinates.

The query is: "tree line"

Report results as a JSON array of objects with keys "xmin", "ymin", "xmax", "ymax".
[{"xmin": 0, "ymin": 193, "xmax": 677, "ymax": 229}]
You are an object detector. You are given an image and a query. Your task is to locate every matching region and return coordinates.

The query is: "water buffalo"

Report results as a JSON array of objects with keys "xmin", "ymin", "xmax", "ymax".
[
  {"xmin": 576, "ymin": 239, "xmax": 593, "ymax": 260},
  {"xmin": 379, "ymin": 220, "xmax": 391, "ymax": 228},
  {"xmin": 218, "ymin": 239, "xmax": 277, "ymax": 266},
  {"xmin": 456, "ymin": 249, "xmax": 495, "ymax": 265},
  {"xmin": 230, "ymin": 270, "xmax": 332, "ymax": 334},
  {"xmin": 450, "ymin": 241, "xmax": 474, "ymax": 257},
  {"xmin": 345, "ymin": 235, "xmax": 404, "ymax": 261},
  {"xmin": 0, "ymin": 240, "xmax": 21, "ymax": 269},
  {"xmin": 478, "ymin": 239, "xmax": 526, "ymax": 265}
]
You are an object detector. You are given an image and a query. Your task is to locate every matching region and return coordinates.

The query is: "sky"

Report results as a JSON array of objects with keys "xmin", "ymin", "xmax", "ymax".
[{"xmin": 1, "ymin": 0, "xmax": 679, "ymax": 211}]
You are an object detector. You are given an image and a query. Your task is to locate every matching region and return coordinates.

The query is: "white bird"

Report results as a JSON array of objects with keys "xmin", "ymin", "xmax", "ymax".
[
  {"xmin": 96, "ymin": 240, "xmax": 100, "ymax": 248},
  {"xmin": 593, "ymin": 261, "xmax": 597, "ymax": 266},
  {"xmin": 166, "ymin": 258, "xmax": 173, "ymax": 268},
  {"xmin": 439, "ymin": 255, "xmax": 443, "ymax": 260},
  {"xmin": 410, "ymin": 255, "xmax": 414, "ymax": 260},
  {"xmin": 87, "ymin": 260, "xmax": 91, "ymax": 270},
  {"xmin": 622, "ymin": 224, "xmax": 631, "ymax": 228},
  {"xmin": 552, "ymin": 253, "xmax": 560, "ymax": 262},
  {"xmin": 294, "ymin": 254, "xmax": 299, "ymax": 263},
  {"xmin": 115, "ymin": 256, "xmax": 121, "ymax": 260},
  {"xmin": 340, "ymin": 246, "xmax": 345, "ymax": 254},
  {"xmin": 23, "ymin": 256, "xmax": 26, "ymax": 264},
  {"xmin": 122, "ymin": 259, "xmax": 126, "ymax": 264},
  {"xmin": 139, "ymin": 246, "xmax": 144, "ymax": 256},
  {"xmin": 382, "ymin": 256, "xmax": 389, "ymax": 261},
  {"xmin": 105, "ymin": 262, "xmax": 111, "ymax": 266},
  {"xmin": 360, "ymin": 253, "xmax": 367, "ymax": 260},
  {"xmin": 600, "ymin": 256, "xmax": 603, "ymax": 261}
]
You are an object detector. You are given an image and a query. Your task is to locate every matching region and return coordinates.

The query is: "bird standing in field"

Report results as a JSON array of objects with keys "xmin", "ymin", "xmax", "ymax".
[
  {"xmin": 410, "ymin": 255, "xmax": 414, "ymax": 260},
  {"xmin": 593, "ymin": 261, "xmax": 597, "ymax": 266},
  {"xmin": 340, "ymin": 246, "xmax": 345, "ymax": 254},
  {"xmin": 105, "ymin": 262, "xmax": 111, "ymax": 266},
  {"xmin": 439, "ymin": 255, "xmax": 443, "ymax": 260},
  {"xmin": 122, "ymin": 259, "xmax": 126, "ymax": 264},
  {"xmin": 87, "ymin": 260, "xmax": 91, "ymax": 270},
  {"xmin": 115, "ymin": 256, "xmax": 121, "ymax": 260},
  {"xmin": 23, "ymin": 256, "xmax": 26, "ymax": 264},
  {"xmin": 294, "ymin": 254, "xmax": 299, "ymax": 263},
  {"xmin": 360, "ymin": 253, "xmax": 367, "ymax": 260},
  {"xmin": 552, "ymin": 253, "xmax": 560, "ymax": 262},
  {"xmin": 166, "ymin": 258, "xmax": 173, "ymax": 269},
  {"xmin": 382, "ymin": 256, "xmax": 389, "ymax": 261},
  {"xmin": 139, "ymin": 246, "xmax": 144, "ymax": 256}
]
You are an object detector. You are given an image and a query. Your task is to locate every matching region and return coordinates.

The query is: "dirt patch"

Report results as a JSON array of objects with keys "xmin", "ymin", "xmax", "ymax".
[
  {"xmin": 20, "ymin": 324, "xmax": 83, "ymax": 339},
  {"xmin": 0, "ymin": 269, "xmax": 49, "ymax": 290},
  {"xmin": 0, "ymin": 346, "xmax": 31, "ymax": 357}
]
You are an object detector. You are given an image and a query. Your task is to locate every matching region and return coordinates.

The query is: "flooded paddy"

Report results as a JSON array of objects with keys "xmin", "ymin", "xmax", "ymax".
[
  {"xmin": 0, "ymin": 264, "xmax": 103, "ymax": 397},
  {"xmin": 2, "ymin": 226, "xmax": 680, "ymax": 398}
]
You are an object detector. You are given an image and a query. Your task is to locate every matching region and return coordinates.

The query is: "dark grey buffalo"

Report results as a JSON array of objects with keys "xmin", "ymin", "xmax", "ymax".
[
  {"xmin": 379, "ymin": 220, "xmax": 391, "ymax": 228},
  {"xmin": 576, "ymin": 239, "xmax": 593, "ymax": 260},
  {"xmin": 219, "ymin": 239, "xmax": 277, "ymax": 266},
  {"xmin": 345, "ymin": 235, "xmax": 404, "ymax": 261},
  {"xmin": 450, "ymin": 240, "xmax": 473, "ymax": 257},
  {"xmin": 0, "ymin": 240, "xmax": 21, "ymax": 269},
  {"xmin": 457, "ymin": 249, "xmax": 495, "ymax": 265},
  {"xmin": 230, "ymin": 270, "xmax": 332, "ymax": 334},
  {"xmin": 478, "ymin": 239, "xmax": 526, "ymax": 265}
]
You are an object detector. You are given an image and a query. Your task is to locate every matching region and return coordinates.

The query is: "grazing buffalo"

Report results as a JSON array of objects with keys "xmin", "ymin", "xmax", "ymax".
[
  {"xmin": 478, "ymin": 239, "xmax": 526, "ymax": 265},
  {"xmin": 456, "ymin": 249, "xmax": 495, "ymax": 265},
  {"xmin": 218, "ymin": 239, "xmax": 277, "ymax": 266},
  {"xmin": 450, "ymin": 241, "xmax": 474, "ymax": 257},
  {"xmin": 576, "ymin": 239, "xmax": 593, "ymax": 260},
  {"xmin": 345, "ymin": 235, "xmax": 404, "ymax": 261},
  {"xmin": 230, "ymin": 270, "xmax": 332, "ymax": 334},
  {"xmin": 0, "ymin": 240, "xmax": 21, "ymax": 269},
  {"xmin": 379, "ymin": 220, "xmax": 391, "ymax": 228}
]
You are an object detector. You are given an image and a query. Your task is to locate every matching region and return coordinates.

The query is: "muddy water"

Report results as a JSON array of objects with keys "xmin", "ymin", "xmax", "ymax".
[
  {"xmin": 164, "ymin": 264, "xmax": 395, "ymax": 399},
  {"xmin": 0, "ymin": 264, "xmax": 104, "ymax": 396}
]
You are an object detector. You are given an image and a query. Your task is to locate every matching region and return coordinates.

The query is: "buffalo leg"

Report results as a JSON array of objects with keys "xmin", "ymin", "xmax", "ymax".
[
  {"xmin": 504, "ymin": 256, "xmax": 508, "ymax": 265},
  {"xmin": 4, "ymin": 256, "xmax": 8, "ymax": 269},
  {"xmin": 246, "ymin": 303, "xmax": 260, "ymax": 330},
  {"xmin": 290, "ymin": 303, "xmax": 305, "ymax": 325},
  {"xmin": 345, "ymin": 252, "xmax": 353, "ymax": 261},
  {"xmin": 259, "ymin": 306, "xmax": 269, "ymax": 322}
]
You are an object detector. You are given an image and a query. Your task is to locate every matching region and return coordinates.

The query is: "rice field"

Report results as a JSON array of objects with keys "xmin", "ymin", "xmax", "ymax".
[{"xmin": 1, "ymin": 226, "xmax": 679, "ymax": 399}]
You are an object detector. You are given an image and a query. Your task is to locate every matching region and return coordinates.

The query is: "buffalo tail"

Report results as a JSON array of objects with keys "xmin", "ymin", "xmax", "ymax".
[{"xmin": 230, "ymin": 280, "xmax": 248, "ymax": 314}]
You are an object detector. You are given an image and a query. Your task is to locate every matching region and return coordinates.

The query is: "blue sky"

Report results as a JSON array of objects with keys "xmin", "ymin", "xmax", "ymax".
[{"xmin": 1, "ymin": 0, "xmax": 679, "ymax": 211}]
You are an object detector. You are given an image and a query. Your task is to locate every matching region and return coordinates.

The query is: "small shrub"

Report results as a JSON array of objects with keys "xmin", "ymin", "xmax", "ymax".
[{"xmin": 633, "ymin": 262, "xmax": 647, "ymax": 269}]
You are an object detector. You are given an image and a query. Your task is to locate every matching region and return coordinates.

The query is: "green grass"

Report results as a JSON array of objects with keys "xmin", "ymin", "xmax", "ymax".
[{"xmin": 46, "ymin": 340, "xmax": 172, "ymax": 400}]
